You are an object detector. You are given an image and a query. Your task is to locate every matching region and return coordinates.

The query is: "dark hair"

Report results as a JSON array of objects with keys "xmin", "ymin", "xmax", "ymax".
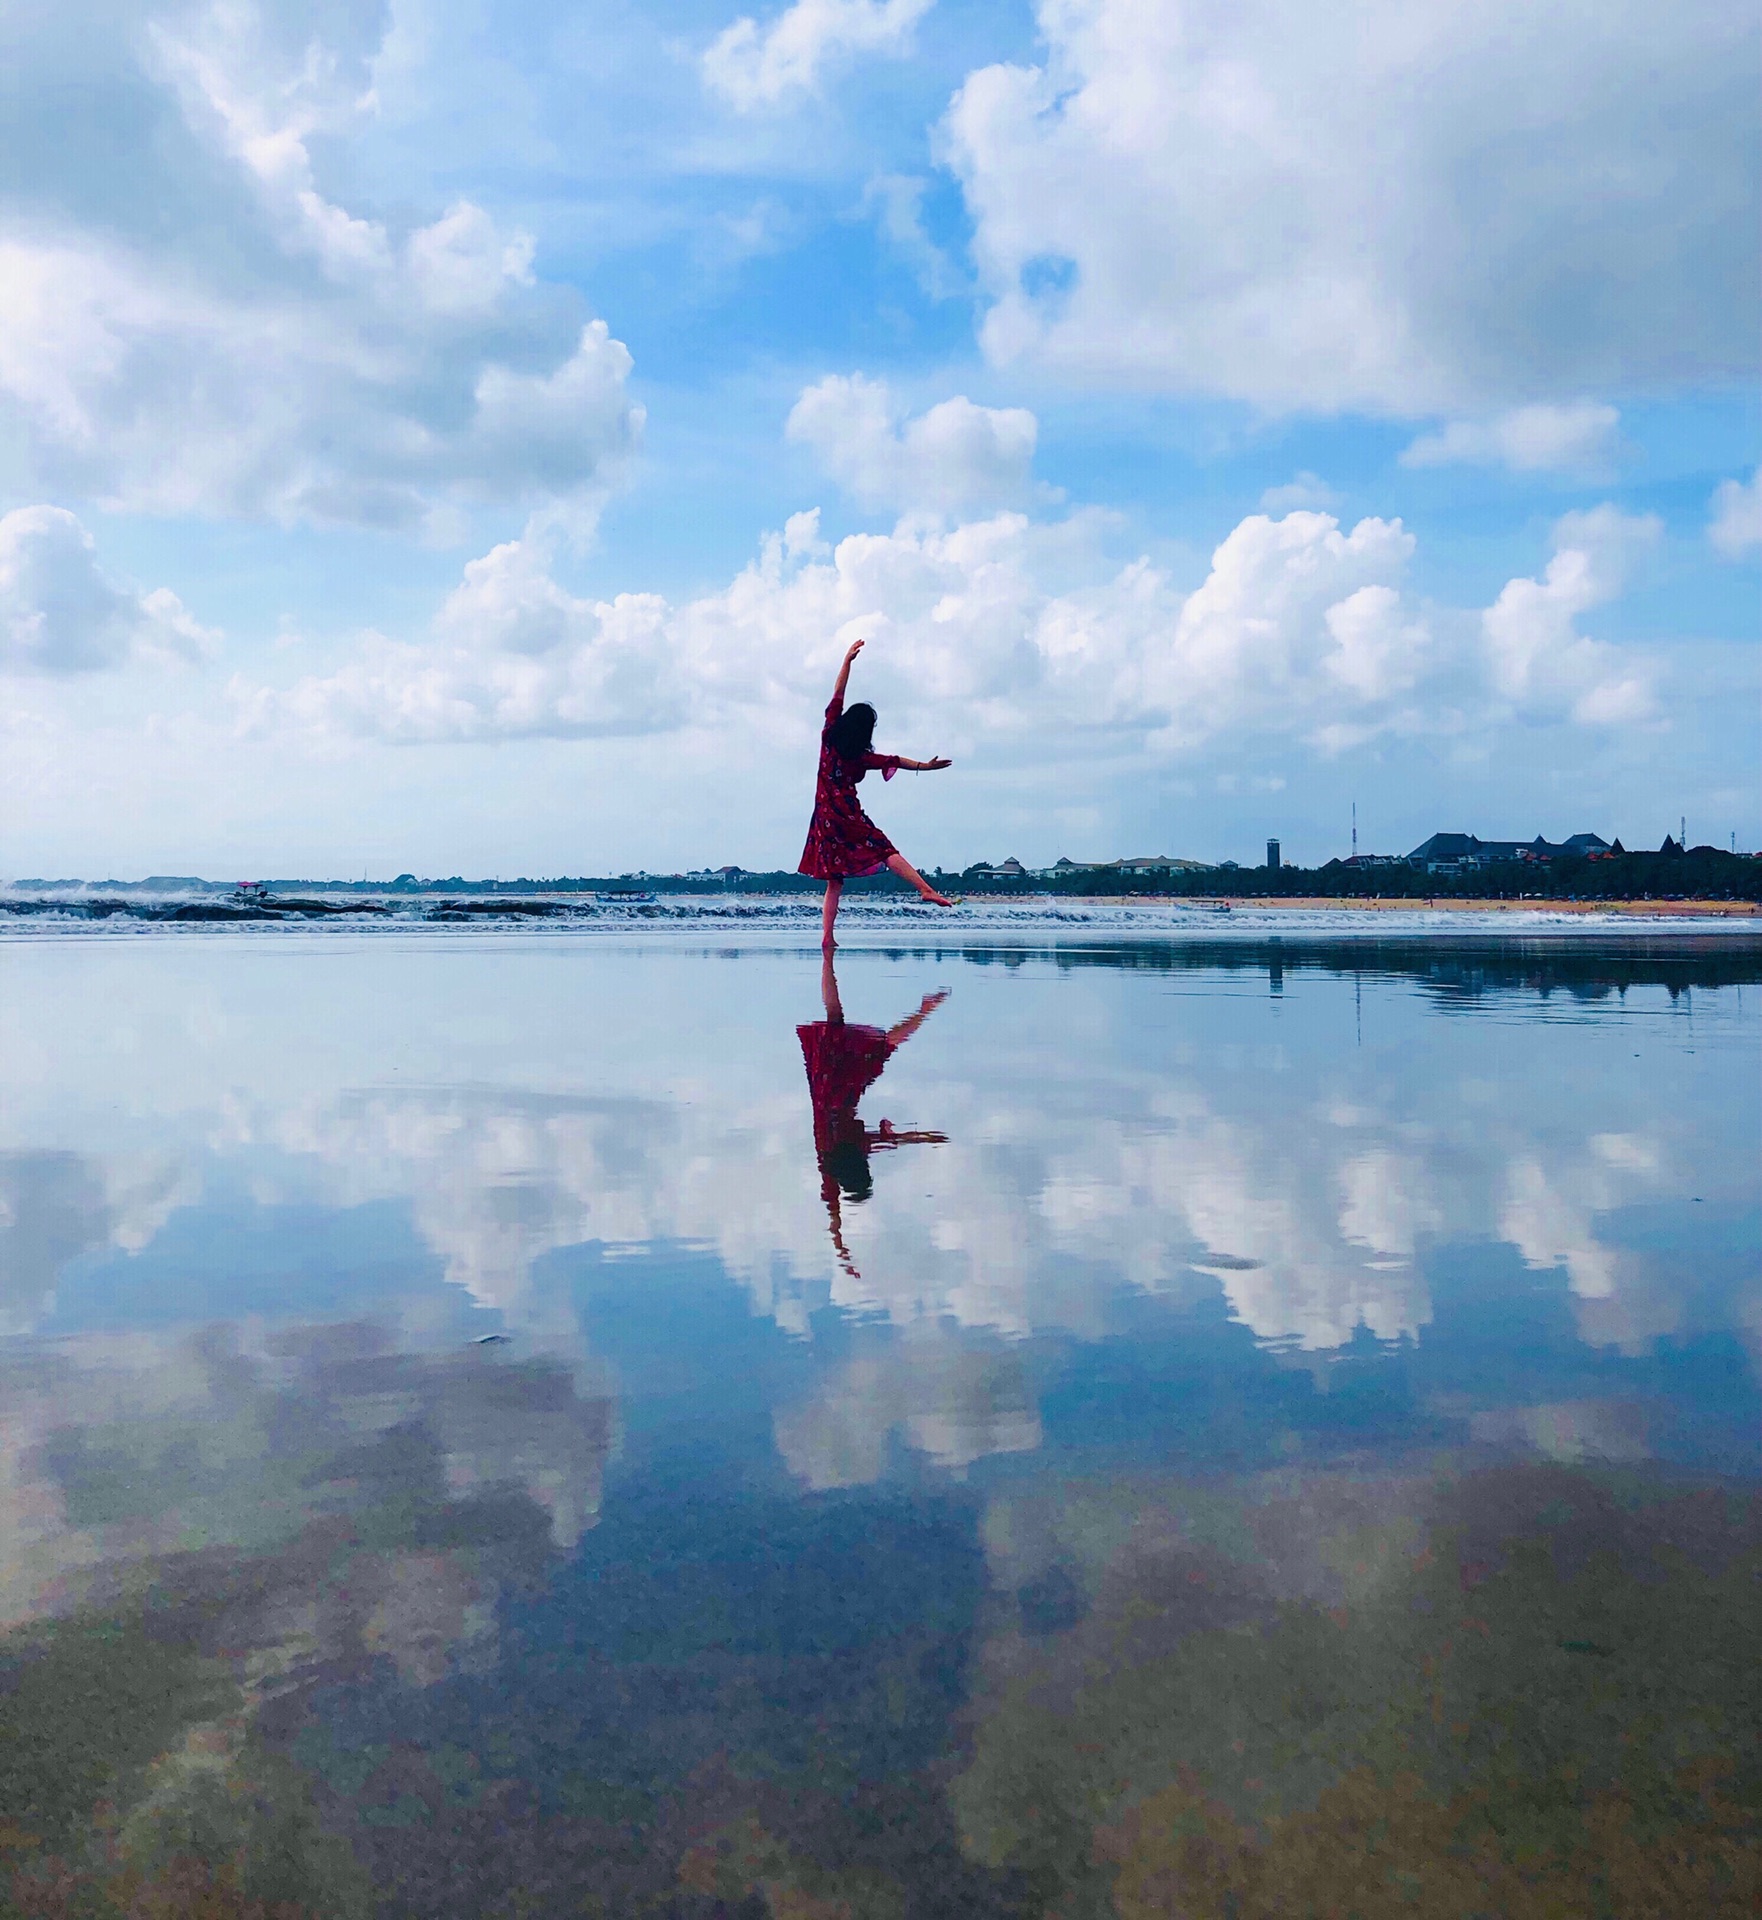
[
  {"xmin": 821, "ymin": 1139, "xmax": 874, "ymax": 1202},
  {"xmin": 825, "ymin": 701, "xmax": 876, "ymax": 761}
]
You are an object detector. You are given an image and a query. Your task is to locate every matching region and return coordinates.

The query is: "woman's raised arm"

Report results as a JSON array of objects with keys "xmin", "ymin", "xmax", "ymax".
[{"xmin": 829, "ymin": 637, "xmax": 864, "ymax": 712}]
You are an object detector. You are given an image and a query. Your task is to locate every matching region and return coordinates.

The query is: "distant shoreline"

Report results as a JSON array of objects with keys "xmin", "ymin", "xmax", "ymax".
[
  {"xmin": 1202, "ymin": 896, "xmax": 1761, "ymax": 917},
  {"xmin": 9, "ymin": 843, "xmax": 1758, "ymax": 909}
]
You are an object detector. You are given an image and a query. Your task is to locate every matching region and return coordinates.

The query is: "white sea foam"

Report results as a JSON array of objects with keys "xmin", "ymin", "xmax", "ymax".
[{"xmin": 0, "ymin": 887, "xmax": 1756, "ymax": 943}]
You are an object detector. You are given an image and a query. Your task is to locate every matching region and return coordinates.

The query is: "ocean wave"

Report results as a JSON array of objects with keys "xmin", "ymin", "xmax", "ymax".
[{"xmin": 1, "ymin": 888, "xmax": 1755, "ymax": 943}]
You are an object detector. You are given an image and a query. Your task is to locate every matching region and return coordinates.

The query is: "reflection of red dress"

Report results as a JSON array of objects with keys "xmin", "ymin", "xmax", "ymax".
[
  {"xmin": 798, "ymin": 694, "xmax": 901, "ymax": 880},
  {"xmin": 796, "ymin": 1018, "xmax": 893, "ymax": 1159}
]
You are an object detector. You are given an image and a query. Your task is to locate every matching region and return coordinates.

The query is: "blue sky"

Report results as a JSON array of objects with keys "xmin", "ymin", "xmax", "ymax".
[{"xmin": 0, "ymin": 0, "xmax": 1756, "ymax": 876}]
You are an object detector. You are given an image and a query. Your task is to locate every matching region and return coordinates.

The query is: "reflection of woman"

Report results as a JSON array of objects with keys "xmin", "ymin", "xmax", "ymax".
[{"xmin": 797, "ymin": 952, "xmax": 947, "ymax": 1276}]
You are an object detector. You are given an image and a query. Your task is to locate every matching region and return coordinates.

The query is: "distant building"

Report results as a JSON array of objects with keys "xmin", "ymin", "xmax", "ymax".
[
  {"xmin": 1115, "ymin": 854, "xmax": 1214, "ymax": 875},
  {"xmin": 1266, "ymin": 838, "xmax": 1281, "ymax": 871},
  {"xmin": 1038, "ymin": 854, "xmax": 1214, "ymax": 878},
  {"xmin": 1406, "ymin": 831, "xmax": 1611, "ymax": 872},
  {"xmin": 946, "ymin": 853, "xmax": 1226, "ymax": 881}
]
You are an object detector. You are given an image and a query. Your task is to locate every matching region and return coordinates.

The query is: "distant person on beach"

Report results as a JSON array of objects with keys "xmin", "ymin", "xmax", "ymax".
[
  {"xmin": 798, "ymin": 951, "xmax": 947, "ymax": 1278},
  {"xmin": 798, "ymin": 638, "xmax": 954, "ymax": 949}
]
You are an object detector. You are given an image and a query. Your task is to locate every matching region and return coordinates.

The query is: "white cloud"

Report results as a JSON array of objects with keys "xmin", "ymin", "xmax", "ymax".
[
  {"xmin": 1259, "ymin": 472, "xmax": 1338, "ymax": 513},
  {"xmin": 1321, "ymin": 585, "xmax": 1428, "ymax": 703},
  {"xmin": 0, "ymin": 506, "xmax": 215, "ymax": 676},
  {"xmin": 248, "ymin": 482, "xmax": 1666, "ymax": 755},
  {"xmin": 248, "ymin": 528, "xmax": 683, "ymax": 743},
  {"xmin": 468, "ymin": 324, "xmax": 643, "ymax": 505},
  {"xmin": 704, "ymin": 0, "xmax": 935, "ymax": 110},
  {"xmin": 144, "ymin": 0, "xmax": 402, "ymax": 276},
  {"xmin": 1708, "ymin": 468, "xmax": 1762, "ymax": 558},
  {"xmin": 787, "ymin": 374, "xmax": 1038, "ymax": 513},
  {"xmin": 0, "ymin": 5, "xmax": 641, "ymax": 527},
  {"xmin": 1150, "ymin": 511, "xmax": 1426, "ymax": 748},
  {"xmin": 863, "ymin": 174, "xmax": 964, "ymax": 299},
  {"xmin": 942, "ymin": 0, "xmax": 1755, "ymax": 411},
  {"xmin": 406, "ymin": 202, "xmax": 538, "ymax": 315},
  {"xmin": 1481, "ymin": 505, "xmax": 1661, "ymax": 724},
  {"xmin": 1401, "ymin": 403, "xmax": 1621, "ymax": 473}
]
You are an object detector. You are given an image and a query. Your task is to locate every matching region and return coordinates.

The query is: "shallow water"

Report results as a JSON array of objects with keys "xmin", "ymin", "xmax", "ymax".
[{"xmin": 1, "ymin": 931, "xmax": 1757, "ymax": 1916}]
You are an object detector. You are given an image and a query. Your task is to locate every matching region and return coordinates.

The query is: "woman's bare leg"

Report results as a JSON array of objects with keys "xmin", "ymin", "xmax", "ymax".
[
  {"xmin": 821, "ymin": 878, "xmax": 844, "ymax": 950},
  {"xmin": 885, "ymin": 853, "xmax": 954, "ymax": 907}
]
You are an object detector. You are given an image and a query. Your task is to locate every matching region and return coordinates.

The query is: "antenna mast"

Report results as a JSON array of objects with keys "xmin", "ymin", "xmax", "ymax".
[{"xmin": 1351, "ymin": 800, "xmax": 1357, "ymax": 859}]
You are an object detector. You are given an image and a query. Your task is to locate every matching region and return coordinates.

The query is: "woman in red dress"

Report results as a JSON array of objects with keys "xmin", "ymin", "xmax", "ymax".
[{"xmin": 798, "ymin": 638, "xmax": 954, "ymax": 948}]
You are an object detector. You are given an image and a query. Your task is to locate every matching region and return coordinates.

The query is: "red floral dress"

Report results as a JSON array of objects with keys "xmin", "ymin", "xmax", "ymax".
[
  {"xmin": 796, "ymin": 1018, "xmax": 893, "ymax": 1165},
  {"xmin": 798, "ymin": 694, "xmax": 901, "ymax": 880}
]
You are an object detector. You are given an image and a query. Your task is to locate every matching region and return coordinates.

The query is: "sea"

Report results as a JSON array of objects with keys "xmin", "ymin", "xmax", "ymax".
[{"xmin": 1, "ymin": 910, "xmax": 1757, "ymax": 1916}]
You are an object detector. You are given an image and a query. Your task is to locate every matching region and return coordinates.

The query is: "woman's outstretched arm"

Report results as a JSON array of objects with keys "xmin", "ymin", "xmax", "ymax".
[
  {"xmin": 868, "ymin": 1124, "xmax": 949, "ymax": 1150},
  {"xmin": 828, "ymin": 637, "xmax": 863, "ymax": 713},
  {"xmin": 887, "ymin": 755, "xmax": 952, "ymax": 772}
]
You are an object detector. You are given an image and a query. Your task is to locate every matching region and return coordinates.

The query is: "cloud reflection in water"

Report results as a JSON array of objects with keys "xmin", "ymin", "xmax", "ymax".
[
  {"xmin": 0, "ymin": 939, "xmax": 1752, "ymax": 1370},
  {"xmin": 0, "ymin": 933, "xmax": 1756, "ymax": 1915}
]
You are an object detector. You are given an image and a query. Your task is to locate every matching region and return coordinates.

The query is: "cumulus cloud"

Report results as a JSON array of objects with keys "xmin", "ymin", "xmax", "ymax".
[
  {"xmin": 1481, "ymin": 506, "xmax": 1661, "ymax": 724},
  {"xmin": 1708, "ymin": 468, "xmax": 1762, "ymax": 558},
  {"xmin": 942, "ymin": 0, "xmax": 1756, "ymax": 411},
  {"xmin": 0, "ymin": 3, "xmax": 641, "ymax": 527},
  {"xmin": 246, "ymin": 484, "xmax": 1659, "ymax": 756},
  {"xmin": 1320, "ymin": 586, "xmax": 1429, "ymax": 704},
  {"xmin": 0, "ymin": 506, "xmax": 215, "ymax": 675},
  {"xmin": 704, "ymin": 0, "xmax": 935, "ymax": 110},
  {"xmin": 1401, "ymin": 403, "xmax": 1622, "ymax": 473},
  {"xmin": 787, "ymin": 374, "xmax": 1038, "ymax": 513},
  {"xmin": 1148, "ymin": 511, "xmax": 1437, "ymax": 751},
  {"xmin": 247, "ymin": 529, "xmax": 683, "ymax": 743}
]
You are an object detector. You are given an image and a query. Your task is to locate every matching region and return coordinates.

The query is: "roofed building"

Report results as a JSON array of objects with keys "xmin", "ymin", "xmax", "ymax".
[
  {"xmin": 1406, "ymin": 832, "xmax": 1611, "ymax": 872},
  {"xmin": 1115, "ymin": 854, "xmax": 1215, "ymax": 874}
]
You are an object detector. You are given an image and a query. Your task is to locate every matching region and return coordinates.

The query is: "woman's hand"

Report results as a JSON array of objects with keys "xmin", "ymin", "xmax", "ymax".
[
  {"xmin": 831, "ymin": 636, "xmax": 863, "ymax": 705},
  {"xmin": 922, "ymin": 755, "xmax": 951, "ymax": 771}
]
